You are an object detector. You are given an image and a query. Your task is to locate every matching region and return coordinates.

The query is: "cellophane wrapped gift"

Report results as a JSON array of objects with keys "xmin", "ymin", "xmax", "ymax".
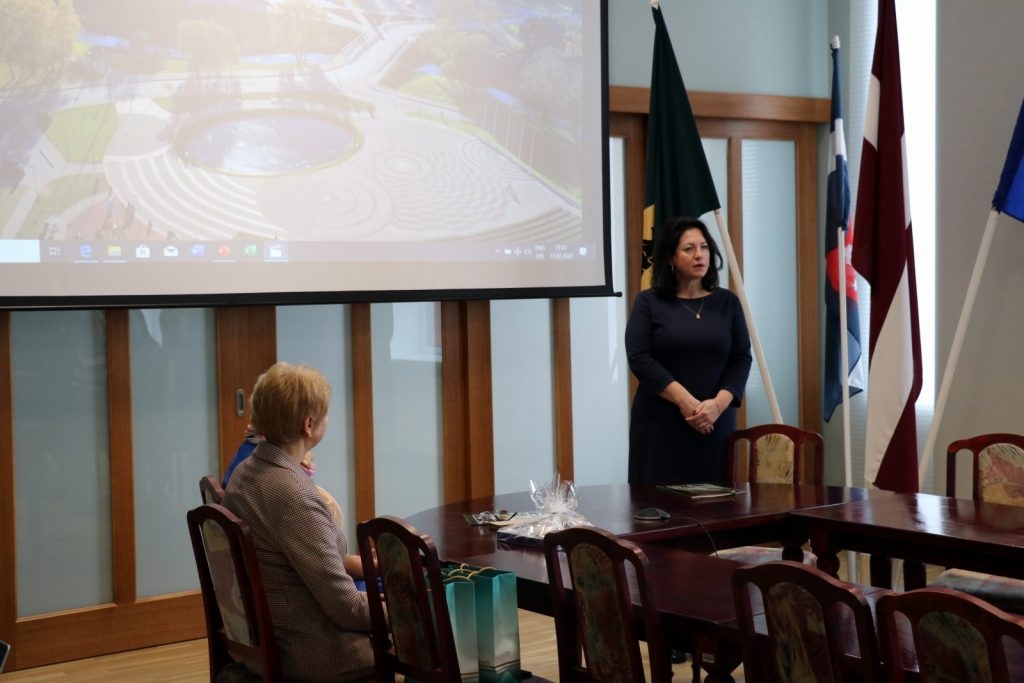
[{"xmin": 495, "ymin": 475, "xmax": 591, "ymax": 546}]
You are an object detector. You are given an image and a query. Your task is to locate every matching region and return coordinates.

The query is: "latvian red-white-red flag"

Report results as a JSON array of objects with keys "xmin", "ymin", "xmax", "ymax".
[{"xmin": 851, "ymin": 0, "xmax": 922, "ymax": 493}]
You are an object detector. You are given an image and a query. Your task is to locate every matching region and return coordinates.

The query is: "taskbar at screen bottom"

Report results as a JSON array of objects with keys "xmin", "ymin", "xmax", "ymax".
[{"xmin": 3, "ymin": 239, "xmax": 597, "ymax": 264}]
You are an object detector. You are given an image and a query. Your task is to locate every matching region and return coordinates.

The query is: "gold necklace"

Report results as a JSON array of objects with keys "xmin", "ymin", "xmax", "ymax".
[{"xmin": 679, "ymin": 294, "xmax": 706, "ymax": 319}]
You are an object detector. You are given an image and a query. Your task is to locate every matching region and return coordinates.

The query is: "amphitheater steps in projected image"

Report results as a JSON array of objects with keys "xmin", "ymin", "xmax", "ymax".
[
  {"xmin": 105, "ymin": 148, "xmax": 580, "ymax": 245},
  {"xmin": 104, "ymin": 151, "xmax": 280, "ymax": 241}
]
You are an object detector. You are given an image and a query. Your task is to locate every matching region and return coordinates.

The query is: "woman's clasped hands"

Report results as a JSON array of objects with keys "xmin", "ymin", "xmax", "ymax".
[{"xmin": 685, "ymin": 398, "xmax": 722, "ymax": 435}]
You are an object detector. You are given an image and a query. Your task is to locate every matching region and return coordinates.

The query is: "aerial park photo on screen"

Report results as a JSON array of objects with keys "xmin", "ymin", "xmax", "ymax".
[{"xmin": 0, "ymin": 0, "xmax": 596, "ymax": 275}]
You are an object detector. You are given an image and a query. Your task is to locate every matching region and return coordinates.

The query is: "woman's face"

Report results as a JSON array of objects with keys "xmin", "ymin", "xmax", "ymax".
[{"xmin": 670, "ymin": 228, "xmax": 710, "ymax": 283}]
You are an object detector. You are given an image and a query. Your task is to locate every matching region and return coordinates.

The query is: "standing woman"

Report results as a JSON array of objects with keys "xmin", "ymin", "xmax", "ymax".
[
  {"xmin": 625, "ymin": 216, "xmax": 752, "ymax": 485},
  {"xmin": 223, "ymin": 362, "xmax": 373, "ymax": 682}
]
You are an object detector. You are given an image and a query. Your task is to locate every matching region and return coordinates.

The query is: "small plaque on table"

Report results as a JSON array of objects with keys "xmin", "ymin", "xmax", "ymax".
[{"xmin": 658, "ymin": 483, "xmax": 744, "ymax": 501}]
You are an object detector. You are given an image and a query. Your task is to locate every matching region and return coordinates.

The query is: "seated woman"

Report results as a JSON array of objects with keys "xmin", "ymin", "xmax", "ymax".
[
  {"xmin": 224, "ymin": 429, "xmax": 364, "ymax": 581},
  {"xmin": 223, "ymin": 362, "xmax": 373, "ymax": 682}
]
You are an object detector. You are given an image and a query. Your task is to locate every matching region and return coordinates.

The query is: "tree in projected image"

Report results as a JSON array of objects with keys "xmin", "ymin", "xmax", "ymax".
[{"xmin": 0, "ymin": 0, "xmax": 80, "ymax": 80}]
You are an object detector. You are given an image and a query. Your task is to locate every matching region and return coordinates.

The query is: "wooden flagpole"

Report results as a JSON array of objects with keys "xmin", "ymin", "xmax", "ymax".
[{"xmin": 712, "ymin": 209, "xmax": 783, "ymax": 424}]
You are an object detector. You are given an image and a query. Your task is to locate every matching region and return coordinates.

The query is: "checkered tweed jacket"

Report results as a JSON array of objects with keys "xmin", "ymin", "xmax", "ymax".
[{"xmin": 224, "ymin": 442, "xmax": 373, "ymax": 682}]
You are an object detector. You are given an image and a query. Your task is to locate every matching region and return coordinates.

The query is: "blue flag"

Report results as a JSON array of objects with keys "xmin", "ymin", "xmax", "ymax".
[
  {"xmin": 823, "ymin": 43, "xmax": 865, "ymax": 422},
  {"xmin": 993, "ymin": 98, "xmax": 1024, "ymax": 223}
]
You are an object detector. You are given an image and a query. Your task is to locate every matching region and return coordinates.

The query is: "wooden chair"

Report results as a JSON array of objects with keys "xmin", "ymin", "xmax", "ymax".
[
  {"xmin": 542, "ymin": 526, "xmax": 671, "ymax": 683},
  {"xmin": 200, "ymin": 474, "xmax": 225, "ymax": 505},
  {"xmin": 733, "ymin": 560, "xmax": 883, "ymax": 683},
  {"xmin": 876, "ymin": 587, "xmax": 1024, "ymax": 683},
  {"xmin": 943, "ymin": 433, "xmax": 1024, "ymax": 504},
  {"xmin": 727, "ymin": 423, "xmax": 824, "ymax": 487},
  {"xmin": 187, "ymin": 503, "xmax": 282, "ymax": 683},
  {"xmin": 717, "ymin": 424, "xmax": 823, "ymax": 566},
  {"xmin": 0, "ymin": 639, "xmax": 9, "ymax": 673},
  {"xmin": 356, "ymin": 515, "xmax": 462, "ymax": 683},
  {"xmin": 930, "ymin": 433, "xmax": 1024, "ymax": 613}
]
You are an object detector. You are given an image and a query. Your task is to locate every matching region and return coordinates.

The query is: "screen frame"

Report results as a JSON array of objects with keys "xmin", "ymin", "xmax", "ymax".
[{"xmin": 0, "ymin": 1, "xmax": 614, "ymax": 311}]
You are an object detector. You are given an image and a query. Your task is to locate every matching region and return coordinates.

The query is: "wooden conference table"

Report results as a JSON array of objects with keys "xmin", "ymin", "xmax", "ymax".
[
  {"xmin": 405, "ymin": 483, "xmax": 867, "ymax": 683},
  {"xmin": 792, "ymin": 489, "xmax": 1024, "ymax": 584},
  {"xmin": 407, "ymin": 484, "xmax": 1024, "ymax": 680}
]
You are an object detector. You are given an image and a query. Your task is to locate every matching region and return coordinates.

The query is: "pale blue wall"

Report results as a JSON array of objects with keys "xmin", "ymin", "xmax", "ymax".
[{"xmin": 609, "ymin": 0, "xmax": 828, "ymax": 97}]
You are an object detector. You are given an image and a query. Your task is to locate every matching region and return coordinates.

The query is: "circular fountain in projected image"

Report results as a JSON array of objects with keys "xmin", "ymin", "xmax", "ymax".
[{"xmin": 180, "ymin": 111, "xmax": 357, "ymax": 176}]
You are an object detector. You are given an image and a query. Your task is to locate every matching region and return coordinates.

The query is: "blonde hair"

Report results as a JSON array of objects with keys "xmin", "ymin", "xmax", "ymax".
[{"xmin": 250, "ymin": 362, "xmax": 331, "ymax": 445}]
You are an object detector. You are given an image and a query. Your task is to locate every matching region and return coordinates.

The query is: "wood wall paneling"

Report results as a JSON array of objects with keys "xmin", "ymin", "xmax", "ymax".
[
  {"xmin": 441, "ymin": 301, "xmax": 470, "ymax": 501},
  {"xmin": 796, "ymin": 123, "xmax": 823, "ymax": 430},
  {"xmin": 551, "ymin": 299, "xmax": 574, "ymax": 480},
  {"xmin": 12, "ymin": 595, "xmax": 204, "ymax": 669},
  {"xmin": 105, "ymin": 309, "xmax": 136, "ymax": 605},
  {"xmin": 464, "ymin": 300, "xmax": 494, "ymax": 498},
  {"xmin": 213, "ymin": 306, "xmax": 277, "ymax": 475},
  {"xmin": 350, "ymin": 303, "xmax": 375, "ymax": 522},
  {"xmin": 609, "ymin": 86, "xmax": 830, "ymax": 123},
  {"xmin": 441, "ymin": 301, "xmax": 494, "ymax": 502}
]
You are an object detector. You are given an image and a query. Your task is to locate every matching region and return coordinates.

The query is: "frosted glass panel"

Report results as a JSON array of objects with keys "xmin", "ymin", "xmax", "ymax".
[
  {"xmin": 491, "ymin": 299, "xmax": 555, "ymax": 493},
  {"xmin": 571, "ymin": 138, "xmax": 629, "ymax": 485},
  {"xmin": 131, "ymin": 309, "xmax": 217, "ymax": 597},
  {"xmin": 741, "ymin": 140, "xmax": 799, "ymax": 425},
  {"xmin": 12, "ymin": 311, "xmax": 111, "ymax": 615},
  {"xmin": 372, "ymin": 303, "xmax": 443, "ymax": 518},
  {"xmin": 277, "ymin": 305, "xmax": 356, "ymax": 542}
]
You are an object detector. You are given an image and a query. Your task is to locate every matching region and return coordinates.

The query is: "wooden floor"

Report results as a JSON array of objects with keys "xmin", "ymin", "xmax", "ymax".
[{"xmin": 0, "ymin": 609, "xmax": 737, "ymax": 682}]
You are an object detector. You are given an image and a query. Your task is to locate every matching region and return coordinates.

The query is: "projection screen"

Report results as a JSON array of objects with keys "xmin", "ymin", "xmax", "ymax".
[{"xmin": 0, "ymin": 0, "xmax": 611, "ymax": 308}]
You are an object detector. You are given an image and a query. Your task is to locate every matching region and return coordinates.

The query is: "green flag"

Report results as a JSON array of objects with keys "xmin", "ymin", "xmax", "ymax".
[{"xmin": 643, "ymin": 6, "xmax": 720, "ymax": 286}]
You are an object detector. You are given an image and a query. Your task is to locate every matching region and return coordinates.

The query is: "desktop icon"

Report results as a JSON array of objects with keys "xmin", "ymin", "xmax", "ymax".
[
  {"xmin": 244, "ymin": 244, "xmax": 258, "ymax": 257},
  {"xmin": 80, "ymin": 245, "xmax": 92, "ymax": 258},
  {"xmin": 218, "ymin": 244, "xmax": 231, "ymax": 257},
  {"xmin": 136, "ymin": 245, "xmax": 151, "ymax": 258},
  {"xmin": 48, "ymin": 246, "xmax": 60, "ymax": 257},
  {"xmin": 107, "ymin": 245, "xmax": 122, "ymax": 257},
  {"xmin": 268, "ymin": 244, "xmax": 283, "ymax": 259},
  {"xmin": 163, "ymin": 245, "xmax": 178, "ymax": 257},
  {"xmin": 191, "ymin": 244, "xmax": 205, "ymax": 258}
]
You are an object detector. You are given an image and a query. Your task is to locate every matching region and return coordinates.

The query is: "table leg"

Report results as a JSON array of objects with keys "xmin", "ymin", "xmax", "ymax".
[
  {"xmin": 807, "ymin": 529, "xmax": 840, "ymax": 578},
  {"xmin": 781, "ymin": 544, "xmax": 805, "ymax": 563},
  {"xmin": 903, "ymin": 560, "xmax": 927, "ymax": 590},
  {"xmin": 693, "ymin": 635, "xmax": 741, "ymax": 683},
  {"xmin": 813, "ymin": 547, "xmax": 840, "ymax": 579},
  {"xmin": 869, "ymin": 554, "xmax": 893, "ymax": 588}
]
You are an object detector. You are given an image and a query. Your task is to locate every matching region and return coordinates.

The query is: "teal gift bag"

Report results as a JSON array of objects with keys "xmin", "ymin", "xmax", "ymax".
[
  {"xmin": 442, "ymin": 572, "xmax": 480, "ymax": 683},
  {"xmin": 443, "ymin": 564, "xmax": 521, "ymax": 683},
  {"xmin": 467, "ymin": 568, "xmax": 522, "ymax": 683}
]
